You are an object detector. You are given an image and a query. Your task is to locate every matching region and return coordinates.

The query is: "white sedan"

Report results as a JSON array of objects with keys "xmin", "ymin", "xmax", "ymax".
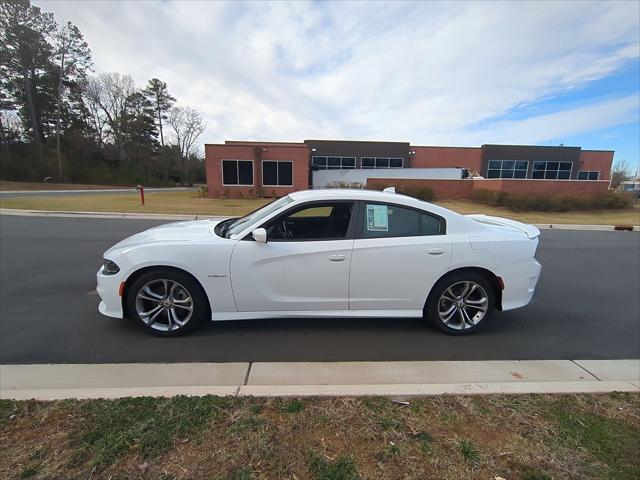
[{"xmin": 97, "ymin": 188, "xmax": 542, "ymax": 336}]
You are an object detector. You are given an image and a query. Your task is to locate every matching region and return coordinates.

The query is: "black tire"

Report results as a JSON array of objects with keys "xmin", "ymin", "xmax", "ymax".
[
  {"xmin": 425, "ymin": 272, "xmax": 495, "ymax": 335},
  {"xmin": 126, "ymin": 269, "xmax": 208, "ymax": 337}
]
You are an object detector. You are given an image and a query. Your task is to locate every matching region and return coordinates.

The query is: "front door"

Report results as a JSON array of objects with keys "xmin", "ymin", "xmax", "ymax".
[{"xmin": 230, "ymin": 201, "xmax": 356, "ymax": 312}]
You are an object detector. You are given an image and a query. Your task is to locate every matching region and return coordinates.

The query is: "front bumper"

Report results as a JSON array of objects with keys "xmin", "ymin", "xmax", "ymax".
[{"xmin": 96, "ymin": 266, "xmax": 124, "ymax": 318}]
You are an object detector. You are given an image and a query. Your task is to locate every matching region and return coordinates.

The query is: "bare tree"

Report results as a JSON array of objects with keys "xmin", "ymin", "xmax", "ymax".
[
  {"xmin": 167, "ymin": 106, "xmax": 205, "ymax": 184},
  {"xmin": 83, "ymin": 72, "xmax": 135, "ymax": 161},
  {"xmin": 81, "ymin": 77, "xmax": 108, "ymax": 149},
  {"xmin": 0, "ymin": 110, "xmax": 22, "ymax": 174},
  {"xmin": 610, "ymin": 159, "xmax": 632, "ymax": 189},
  {"xmin": 167, "ymin": 106, "xmax": 206, "ymax": 159}
]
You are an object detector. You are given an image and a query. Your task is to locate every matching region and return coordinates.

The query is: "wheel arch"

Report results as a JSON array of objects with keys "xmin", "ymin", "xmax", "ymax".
[
  {"xmin": 121, "ymin": 265, "xmax": 212, "ymax": 319},
  {"xmin": 424, "ymin": 266, "xmax": 503, "ymax": 313}
]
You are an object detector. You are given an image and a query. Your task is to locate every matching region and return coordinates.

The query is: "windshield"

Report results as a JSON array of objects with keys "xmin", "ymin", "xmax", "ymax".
[{"xmin": 226, "ymin": 195, "xmax": 294, "ymax": 237}]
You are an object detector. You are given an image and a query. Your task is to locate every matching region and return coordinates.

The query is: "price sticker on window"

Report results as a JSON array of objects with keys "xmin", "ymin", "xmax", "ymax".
[{"xmin": 366, "ymin": 204, "xmax": 389, "ymax": 231}]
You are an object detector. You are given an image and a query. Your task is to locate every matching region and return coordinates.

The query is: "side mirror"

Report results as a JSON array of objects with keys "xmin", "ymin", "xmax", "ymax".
[{"xmin": 252, "ymin": 228, "xmax": 267, "ymax": 243}]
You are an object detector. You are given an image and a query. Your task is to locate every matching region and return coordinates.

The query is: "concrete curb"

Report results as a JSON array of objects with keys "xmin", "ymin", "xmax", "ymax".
[
  {"xmin": 534, "ymin": 223, "xmax": 640, "ymax": 231},
  {"xmin": 237, "ymin": 381, "xmax": 639, "ymax": 397},
  {"xmin": 2, "ymin": 360, "xmax": 638, "ymax": 400},
  {"xmin": 2, "ymin": 208, "xmax": 638, "ymax": 230}
]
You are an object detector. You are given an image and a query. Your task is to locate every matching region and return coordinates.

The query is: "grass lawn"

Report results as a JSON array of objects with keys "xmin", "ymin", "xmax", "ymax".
[
  {"xmin": 2, "ymin": 189, "xmax": 639, "ymax": 225},
  {"xmin": 436, "ymin": 199, "xmax": 640, "ymax": 226},
  {"xmin": 1, "ymin": 393, "xmax": 638, "ymax": 480}
]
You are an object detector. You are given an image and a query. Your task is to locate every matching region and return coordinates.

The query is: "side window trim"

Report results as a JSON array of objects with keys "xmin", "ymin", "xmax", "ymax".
[
  {"xmin": 354, "ymin": 201, "xmax": 446, "ymax": 240},
  {"xmin": 248, "ymin": 200, "xmax": 358, "ymax": 242}
]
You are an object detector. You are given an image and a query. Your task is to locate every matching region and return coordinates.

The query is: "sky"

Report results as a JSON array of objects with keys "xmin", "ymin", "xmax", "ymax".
[{"xmin": 36, "ymin": 0, "xmax": 640, "ymax": 169}]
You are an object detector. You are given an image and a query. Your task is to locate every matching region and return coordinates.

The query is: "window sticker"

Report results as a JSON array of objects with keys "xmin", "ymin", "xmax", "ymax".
[{"xmin": 366, "ymin": 204, "xmax": 389, "ymax": 231}]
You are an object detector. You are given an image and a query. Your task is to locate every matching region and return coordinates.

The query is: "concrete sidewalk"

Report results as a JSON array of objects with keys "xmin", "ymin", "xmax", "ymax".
[{"xmin": 2, "ymin": 360, "xmax": 638, "ymax": 400}]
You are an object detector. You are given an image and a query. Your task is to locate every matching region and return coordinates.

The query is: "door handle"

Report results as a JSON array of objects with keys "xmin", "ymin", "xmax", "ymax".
[
  {"xmin": 329, "ymin": 254, "xmax": 346, "ymax": 262},
  {"xmin": 428, "ymin": 248, "xmax": 445, "ymax": 255}
]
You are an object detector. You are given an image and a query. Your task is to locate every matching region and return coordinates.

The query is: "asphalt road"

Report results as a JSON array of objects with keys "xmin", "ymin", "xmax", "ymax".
[{"xmin": 1, "ymin": 215, "xmax": 638, "ymax": 364}]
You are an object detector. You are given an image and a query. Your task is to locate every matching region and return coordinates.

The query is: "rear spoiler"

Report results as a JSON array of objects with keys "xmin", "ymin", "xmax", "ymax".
[{"xmin": 466, "ymin": 214, "xmax": 540, "ymax": 239}]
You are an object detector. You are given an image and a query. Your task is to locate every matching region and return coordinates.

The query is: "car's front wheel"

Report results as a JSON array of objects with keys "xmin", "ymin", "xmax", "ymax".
[
  {"xmin": 126, "ymin": 270, "xmax": 208, "ymax": 336},
  {"xmin": 425, "ymin": 272, "xmax": 495, "ymax": 335}
]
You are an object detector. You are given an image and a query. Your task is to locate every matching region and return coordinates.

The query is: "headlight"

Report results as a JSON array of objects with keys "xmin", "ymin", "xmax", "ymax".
[{"xmin": 102, "ymin": 259, "xmax": 120, "ymax": 275}]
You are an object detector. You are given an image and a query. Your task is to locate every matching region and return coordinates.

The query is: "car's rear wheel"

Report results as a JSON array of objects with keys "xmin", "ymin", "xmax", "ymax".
[
  {"xmin": 126, "ymin": 270, "xmax": 208, "ymax": 336},
  {"xmin": 425, "ymin": 272, "xmax": 494, "ymax": 335}
]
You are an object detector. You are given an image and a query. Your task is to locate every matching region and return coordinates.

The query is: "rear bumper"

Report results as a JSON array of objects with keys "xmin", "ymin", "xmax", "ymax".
[
  {"xmin": 500, "ymin": 258, "xmax": 542, "ymax": 311},
  {"xmin": 96, "ymin": 266, "xmax": 124, "ymax": 318}
]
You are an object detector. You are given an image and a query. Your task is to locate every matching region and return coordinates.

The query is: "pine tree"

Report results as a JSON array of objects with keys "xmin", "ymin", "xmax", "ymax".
[
  {"xmin": 53, "ymin": 20, "xmax": 92, "ymax": 180},
  {"xmin": 143, "ymin": 78, "xmax": 175, "ymax": 148}
]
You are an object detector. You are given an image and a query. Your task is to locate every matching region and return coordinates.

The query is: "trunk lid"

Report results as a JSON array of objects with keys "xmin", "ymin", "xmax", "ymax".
[{"xmin": 466, "ymin": 214, "xmax": 540, "ymax": 239}]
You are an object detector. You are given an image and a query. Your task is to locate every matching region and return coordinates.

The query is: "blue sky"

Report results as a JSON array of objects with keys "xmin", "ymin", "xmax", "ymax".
[{"xmin": 38, "ymin": 0, "xmax": 640, "ymax": 169}]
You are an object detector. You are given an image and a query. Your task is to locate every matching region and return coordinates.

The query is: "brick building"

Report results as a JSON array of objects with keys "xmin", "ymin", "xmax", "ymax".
[{"xmin": 204, "ymin": 140, "xmax": 613, "ymax": 199}]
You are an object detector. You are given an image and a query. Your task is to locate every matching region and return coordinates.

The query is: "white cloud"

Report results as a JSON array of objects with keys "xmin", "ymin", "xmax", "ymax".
[
  {"xmin": 35, "ymin": 0, "xmax": 640, "ymax": 150},
  {"xmin": 448, "ymin": 94, "xmax": 640, "ymax": 146}
]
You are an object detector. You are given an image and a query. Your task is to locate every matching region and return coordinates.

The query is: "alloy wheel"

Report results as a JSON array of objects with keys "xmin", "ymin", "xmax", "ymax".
[
  {"xmin": 134, "ymin": 279, "xmax": 194, "ymax": 332},
  {"xmin": 437, "ymin": 281, "xmax": 489, "ymax": 330}
]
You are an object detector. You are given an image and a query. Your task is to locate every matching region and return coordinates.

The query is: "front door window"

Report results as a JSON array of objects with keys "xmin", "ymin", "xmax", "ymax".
[{"xmin": 265, "ymin": 202, "xmax": 354, "ymax": 241}]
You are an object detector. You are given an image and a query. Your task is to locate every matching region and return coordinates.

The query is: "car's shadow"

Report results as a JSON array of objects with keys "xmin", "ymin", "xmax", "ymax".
[{"xmin": 97, "ymin": 310, "xmax": 543, "ymax": 363}]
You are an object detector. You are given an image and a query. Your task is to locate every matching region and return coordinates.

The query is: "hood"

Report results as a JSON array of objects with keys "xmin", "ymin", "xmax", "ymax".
[
  {"xmin": 105, "ymin": 219, "xmax": 222, "ymax": 254},
  {"xmin": 466, "ymin": 214, "xmax": 540, "ymax": 239}
]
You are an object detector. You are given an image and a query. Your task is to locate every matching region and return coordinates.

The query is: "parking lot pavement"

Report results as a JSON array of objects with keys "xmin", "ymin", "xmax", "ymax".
[{"xmin": 0, "ymin": 215, "xmax": 639, "ymax": 364}]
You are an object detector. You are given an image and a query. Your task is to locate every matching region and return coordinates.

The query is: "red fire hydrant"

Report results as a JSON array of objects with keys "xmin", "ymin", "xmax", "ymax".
[{"xmin": 136, "ymin": 184, "xmax": 145, "ymax": 206}]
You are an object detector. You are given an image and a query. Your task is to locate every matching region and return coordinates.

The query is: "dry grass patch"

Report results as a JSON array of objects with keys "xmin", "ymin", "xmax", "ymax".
[
  {"xmin": 0, "ymin": 181, "xmax": 131, "ymax": 191},
  {"xmin": 436, "ymin": 199, "xmax": 640, "ymax": 226},
  {"xmin": 1, "ymin": 393, "xmax": 638, "ymax": 480},
  {"xmin": 2, "ymin": 189, "xmax": 638, "ymax": 225},
  {"xmin": 0, "ymin": 190, "xmax": 270, "ymax": 216}
]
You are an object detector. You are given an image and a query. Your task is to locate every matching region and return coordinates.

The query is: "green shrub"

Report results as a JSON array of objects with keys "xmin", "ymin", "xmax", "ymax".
[
  {"xmin": 471, "ymin": 189, "xmax": 633, "ymax": 212},
  {"xmin": 326, "ymin": 180, "xmax": 364, "ymax": 189},
  {"xmin": 398, "ymin": 185, "xmax": 435, "ymax": 202},
  {"xmin": 368, "ymin": 182, "xmax": 435, "ymax": 202}
]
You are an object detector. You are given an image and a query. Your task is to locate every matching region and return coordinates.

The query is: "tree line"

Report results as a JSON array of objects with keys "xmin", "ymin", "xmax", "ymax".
[{"xmin": 0, "ymin": 0, "xmax": 207, "ymax": 186}]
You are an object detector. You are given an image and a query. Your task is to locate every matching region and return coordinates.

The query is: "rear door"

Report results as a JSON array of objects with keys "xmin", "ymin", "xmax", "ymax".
[
  {"xmin": 349, "ymin": 201, "xmax": 452, "ymax": 312},
  {"xmin": 230, "ymin": 201, "xmax": 356, "ymax": 312}
]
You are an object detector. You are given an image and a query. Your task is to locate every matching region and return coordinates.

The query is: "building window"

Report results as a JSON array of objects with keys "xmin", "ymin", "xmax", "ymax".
[
  {"xmin": 262, "ymin": 161, "xmax": 293, "ymax": 187},
  {"xmin": 532, "ymin": 161, "xmax": 572, "ymax": 179},
  {"xmin": 312, "ymin": 156, "xmax": 356, "ymax": 170},
  {"xmin": 577, "ymin": 171, "xmax": 600, "ymax": 181},
  {"xmin": 361, "ymin": 157, "xmax": 404, "ymax": 169},
  {"xmin": 487, "ymin": 160, "xmax": 528, "ymax": 179},
  {"xmin": 222, "ymin": 160, "xmax": 253, "ymax": 186}
]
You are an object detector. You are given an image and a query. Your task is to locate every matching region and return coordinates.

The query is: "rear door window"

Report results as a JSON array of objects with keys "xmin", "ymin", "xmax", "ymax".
[{"xmin": 360, "ymin": 203, "xmax": 444, "ymax": 238}]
